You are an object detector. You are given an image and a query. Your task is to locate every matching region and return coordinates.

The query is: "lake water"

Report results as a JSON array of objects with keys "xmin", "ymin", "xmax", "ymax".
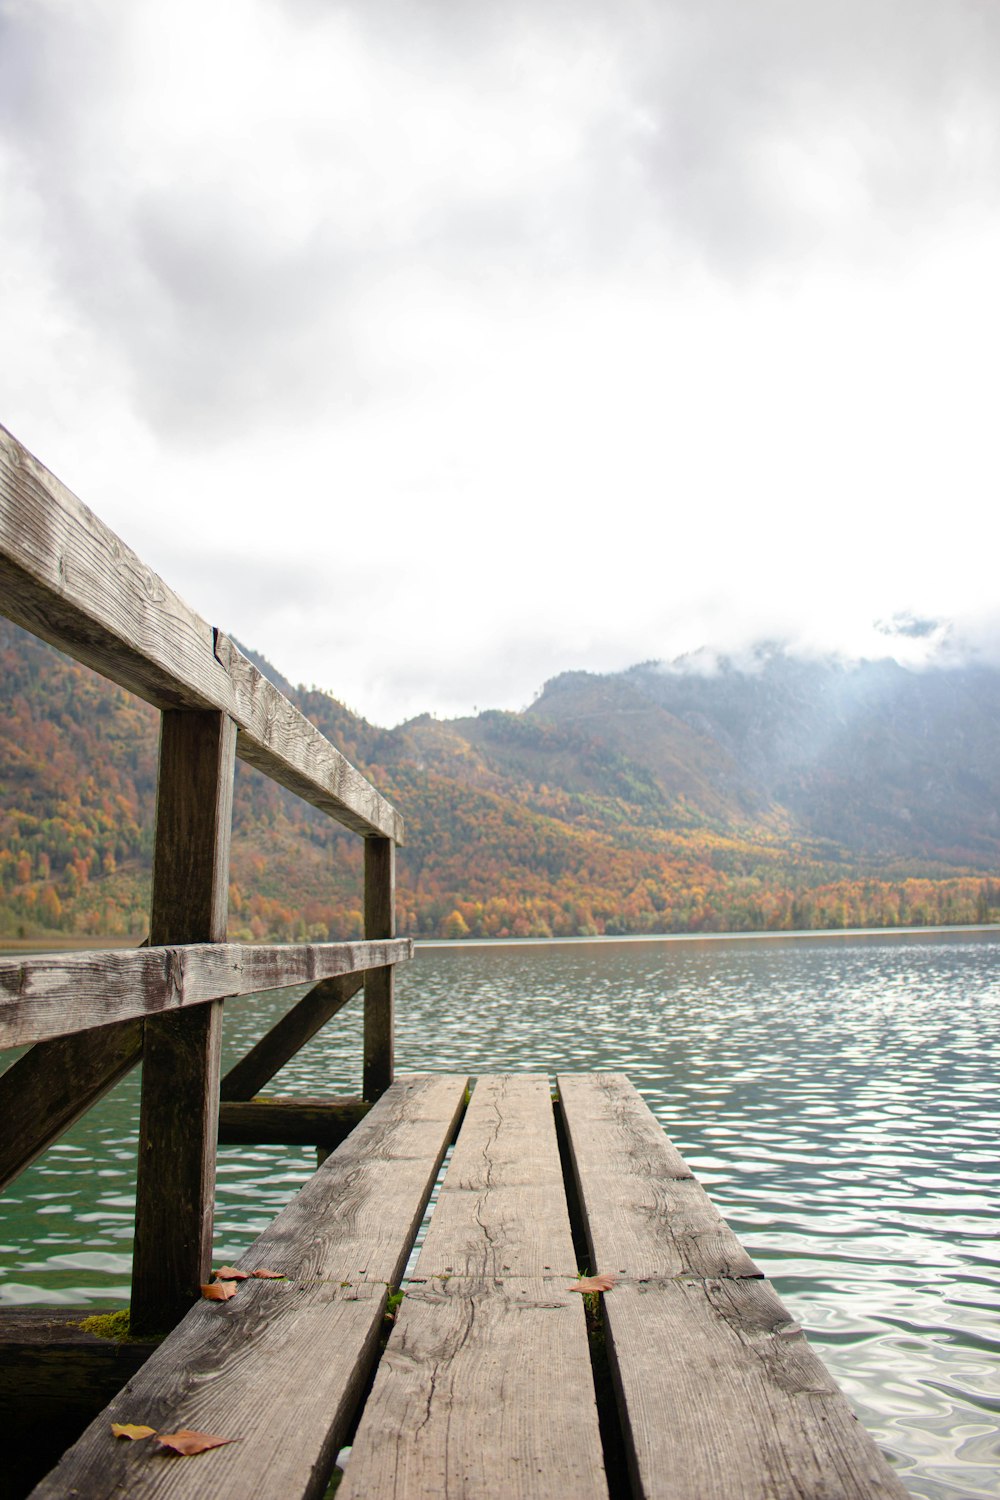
[{"xmin": 2, "ymin": 928, "xmax": 999, "ymax": 1499}]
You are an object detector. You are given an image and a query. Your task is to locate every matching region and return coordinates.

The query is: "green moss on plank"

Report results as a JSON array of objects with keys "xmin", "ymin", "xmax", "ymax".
[{"xmin": 78, "ymin": 1309, "xmax": 132, "ymax": 1341}]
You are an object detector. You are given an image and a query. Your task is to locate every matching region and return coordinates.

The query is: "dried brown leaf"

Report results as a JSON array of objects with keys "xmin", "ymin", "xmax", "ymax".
[
  {"xmin": 570, "ymin": 1274, "xmax": 617, "ymax": 1293},
  {"xmin": 111, "ymin": 1423, "xmax": 156, "ymax": 1441},
  {"xmin": 249, "ymin": 1268, "xmax": 285, "ymax": 1279},
  {"xmin": 155, "ymin": 1429, "xmax": 237, "ymax": 1456},
  {"xmin": 200, "ymin": 1280, "xmax": 238, "ymax": 1301},
  {"xmin": 214, "ymin": 1266, "xmax": 249, "ymax": 1281}
]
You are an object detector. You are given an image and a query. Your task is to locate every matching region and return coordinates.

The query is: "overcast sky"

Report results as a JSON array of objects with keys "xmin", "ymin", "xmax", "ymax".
[{"xmin": 2, "ymin": 0, "xmax": 999, "ymax": 725}]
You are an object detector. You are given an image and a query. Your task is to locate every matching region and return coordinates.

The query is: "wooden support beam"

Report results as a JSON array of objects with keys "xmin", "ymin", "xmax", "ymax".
[
  {"xmin": 363, "ymin": 837, "xmax": 395, "ymax": 1101},
  {"xmin": 149, "ymin": 712, "xmax": 235, "ymax": 948},
  {"xmin": 130, "ymin": 710, "xmax": 235, "ymax": 1335},
  {"xmin": 218, "ymin": 1095, "xmax": 370, "ymax": 1146},
  {"xmin": 0, "ymin": 938, "xmax": 412, "ymax": 1048},
  {"xmin": 0, "ymin": 1020, "xmax": 142, "ymax": 1193},
  {"xmin": 220, "ymin": 973, "xmax": 364, "ymax": 1101},
  {"xmin": 0, "ymin": 424, "xmax": 403, "ymax": 842}
]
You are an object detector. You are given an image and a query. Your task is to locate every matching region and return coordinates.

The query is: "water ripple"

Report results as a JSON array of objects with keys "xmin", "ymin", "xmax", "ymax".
[{"xmin": 0, "ymin": 929, "xmax": 998, "ymax": 1498}]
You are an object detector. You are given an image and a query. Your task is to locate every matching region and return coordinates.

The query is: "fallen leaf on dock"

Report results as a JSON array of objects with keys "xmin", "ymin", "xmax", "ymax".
[
  {"xmin": 250, "ymin": 1268, "xmax": 285, "ymax": 1278},
  {"xmin": 570, "ymin": 1274, "xmax": 617, "ymax": 1293},
  {"xmin": 155, "ymin": 1429, "xmax": 237, "ymax": 1456},
  {"xmin": 111, "ymin": 1423, "xmax": 156, "ymax": 1441},
  {"xmin": 214, "ymin": 1265, "xmax": 249, "ymax": 1281},
  {"xmin": 200, "ymin": 1280, "xmax": 238, "ymax": 1301}
]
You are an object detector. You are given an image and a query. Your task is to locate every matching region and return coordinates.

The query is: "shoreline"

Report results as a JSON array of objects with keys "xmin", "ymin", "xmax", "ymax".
[
  {"xmin": 0, "ymin": 935, "xmax": 139, "ymax": 953},
  {"xmin": 1, "ymin": 922, "xmax": 996, "ymax": 959},
  {"xmin": 414, "ymin": 921, "xmax": 1000, "ymax": 951}
]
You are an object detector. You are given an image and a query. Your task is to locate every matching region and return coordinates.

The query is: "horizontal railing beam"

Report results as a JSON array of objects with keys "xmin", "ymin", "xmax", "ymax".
[
  {"xmin": 0, "ymin": 425, "xmax": 403, "ymax": 843},
  {"xmin": 218, "ymin": 1095, "xmax": 371, "ymax": 1146},
  {"xmin": 0, "ymin": 939, "xmax": 413, "ymax": 1048}
]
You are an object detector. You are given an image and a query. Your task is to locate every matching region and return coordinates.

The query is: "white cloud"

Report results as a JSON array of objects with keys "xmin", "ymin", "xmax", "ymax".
[{"xmin": 2, "ymin": 0, "xmax": 999, "ymax": 723}]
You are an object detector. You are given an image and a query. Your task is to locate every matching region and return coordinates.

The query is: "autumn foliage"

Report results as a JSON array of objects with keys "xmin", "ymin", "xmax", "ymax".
[{"xmin": 2, "ymin": 622, "xmax": 998, "ymax": 946}]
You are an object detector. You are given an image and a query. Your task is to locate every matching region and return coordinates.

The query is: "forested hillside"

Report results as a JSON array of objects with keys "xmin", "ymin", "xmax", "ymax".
[{"xmin": 2, "ymin": 622, "xmax": 998, "ymax": 942}]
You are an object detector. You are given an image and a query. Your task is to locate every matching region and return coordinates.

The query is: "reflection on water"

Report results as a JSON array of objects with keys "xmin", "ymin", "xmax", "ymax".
[{"xmin": 2, "ymin": 929, "xmax": 999, "ymax": 1499}]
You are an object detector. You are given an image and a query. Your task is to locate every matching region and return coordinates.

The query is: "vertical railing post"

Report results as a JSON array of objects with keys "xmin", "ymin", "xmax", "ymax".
[
  {"xmin": 363, "ymin": 836, "xmax": 395, "ymax": 1100},
  {"xmin": 130, "ymin": 709, "xmax": 237, "ymax": 1334}
]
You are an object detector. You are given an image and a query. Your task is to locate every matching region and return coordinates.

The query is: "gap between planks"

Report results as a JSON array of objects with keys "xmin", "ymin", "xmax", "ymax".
[
  {"xmin": 338, "ymin": 1074, "xmax": 609, "ymax": 1500},
  {"xmin": 557, "ymin": 1071, "xmax": 914, "ymax": 1500},
  {"xmin": 28, "ymin": 1074, "xmax": 467, "ymax": 1500}
]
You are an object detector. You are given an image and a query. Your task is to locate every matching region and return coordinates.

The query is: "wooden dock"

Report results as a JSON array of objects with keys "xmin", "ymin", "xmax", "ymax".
[
  {"xmin": 0, "ymin": 427, "xmax": 913, "ymax": 1498},
  {"xmin": 24, "ymin": 1073, "xmax": 911, "ymax": 1500}
]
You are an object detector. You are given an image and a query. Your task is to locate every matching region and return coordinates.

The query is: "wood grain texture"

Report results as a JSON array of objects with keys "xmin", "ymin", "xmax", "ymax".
[
  {"xmin": 29, "ymin": 1075, "xmax": 468, "ymax": 1500},
  {"xmin": 132, "ymin": 1001, "xmax": 225, "ymax": 1333},
  {"xmin": 218, "ymin": 1095, "xmax": 370, "ymax": 1146},
  {"xmin": 559, "ymin": 1075, "xmax": 913, "ymax": 1499},
  {"xmin": 0, "ymin": 423, "xmax": 402, "ymax": 842},
  {"xmin": 558, "ymin": 1072, "xmax": 761, "ymax": 1279},
  {"xmin": 0, "ymin": 1020, "xmax": 142, "ymax": 1191},
  {"xmin": 338, "ymin": 1278, "xmax": 609, "ymax": 1500},
  {"xmin": 214, "ymin": 634, "xmax": 404, "ymax": 843},
  {"xmin": 0, "ymin": 939, "xmax": 412, "ymax": 1047},
  {"xmin": 416, "ymin": 1073, "xmax": 579, "ymax": 1279},
  {"xmin": 148, "ymin": 711, "xmax": 236, "ymax": 948},
  {"xmin": 601, "ymin": 1280, "xmax": 912, "ymax": 1500},
  {"xmin": 340, "ymin": 1075, "xmax": 606, "ymax": 1500},
  {"xmin": 219, "ymin": 974, "xmax": 363, "ymax": 1100},
  {"xmin": 30, "ymin": 1281, "xmax": 386, "ymax": 1500},
  {"xmin": 234, "ymin": 1073, "xmax": 468, "ymax": 1282},
  {"xmin": 131, "ymin": 710, "xmax": 235, "ymax": 1334},
  {"xmin": 363, "ymin": 837, "xmax": 395, "ymax": 1100}
]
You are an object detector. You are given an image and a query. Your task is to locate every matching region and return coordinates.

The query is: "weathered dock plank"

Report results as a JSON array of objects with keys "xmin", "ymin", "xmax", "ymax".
[
  {"xmin": 339, "ymin": 1075, "xmax": 608, "ymax": 1500},
  {"xmin": 557, "ymin": 1071, "xmax": 760, "ymax": 1280},
  {"xmin": 0, "ymin": 938, "xmax": 412, "ymax": 1048},
  {"xmin": 22, "ymin": 1069, "xmax": 919, "ymax": 1500},
  {"xmin": 601, "ymin": 1277, "xmax": 911, "ymax": 1500},
  {"xmin": 343, "ymin": 1277, "xmax": 607, "ymax": 1500},
  {"xmin": 29, "ymin": 1074, "xmax": 467, "ymax": 1500},
  {"xmin": 33, "ymin": 1281, "xmax": 386, "ymax": 1500},
  {"xmin": 416, "ymin": 1072, "xmax": 578, "ymax": 1280},
  {"xmin": 559, "ymin": 1073, "xmax": 912, "ymax": 1500},
  {"xmin": 237, "ymin": 1072, "xmax": 467, "ymax": 1282}
]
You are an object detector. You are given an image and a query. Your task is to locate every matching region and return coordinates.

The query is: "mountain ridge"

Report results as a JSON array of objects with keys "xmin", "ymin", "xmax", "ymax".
[{"xmin": 1, "ymin": 622, "xmax": 998, "ymax": 942}]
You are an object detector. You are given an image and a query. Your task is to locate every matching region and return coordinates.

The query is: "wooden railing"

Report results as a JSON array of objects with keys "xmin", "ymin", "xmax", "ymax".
[{"xmin": 0, "ymin": 423, "xmax": 409, "ymax": 1333}]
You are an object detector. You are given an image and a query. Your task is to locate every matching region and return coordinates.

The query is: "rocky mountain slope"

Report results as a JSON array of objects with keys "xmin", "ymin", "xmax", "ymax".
[{"xmin": 529, "ymin": 650, "xmax": 1000, "ymax": 863}]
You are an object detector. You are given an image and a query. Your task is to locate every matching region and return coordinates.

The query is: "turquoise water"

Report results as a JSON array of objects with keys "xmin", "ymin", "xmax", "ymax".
[{"xmin": 2, "ymin": 929, "xmax": 999, "ymax": 1499}]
